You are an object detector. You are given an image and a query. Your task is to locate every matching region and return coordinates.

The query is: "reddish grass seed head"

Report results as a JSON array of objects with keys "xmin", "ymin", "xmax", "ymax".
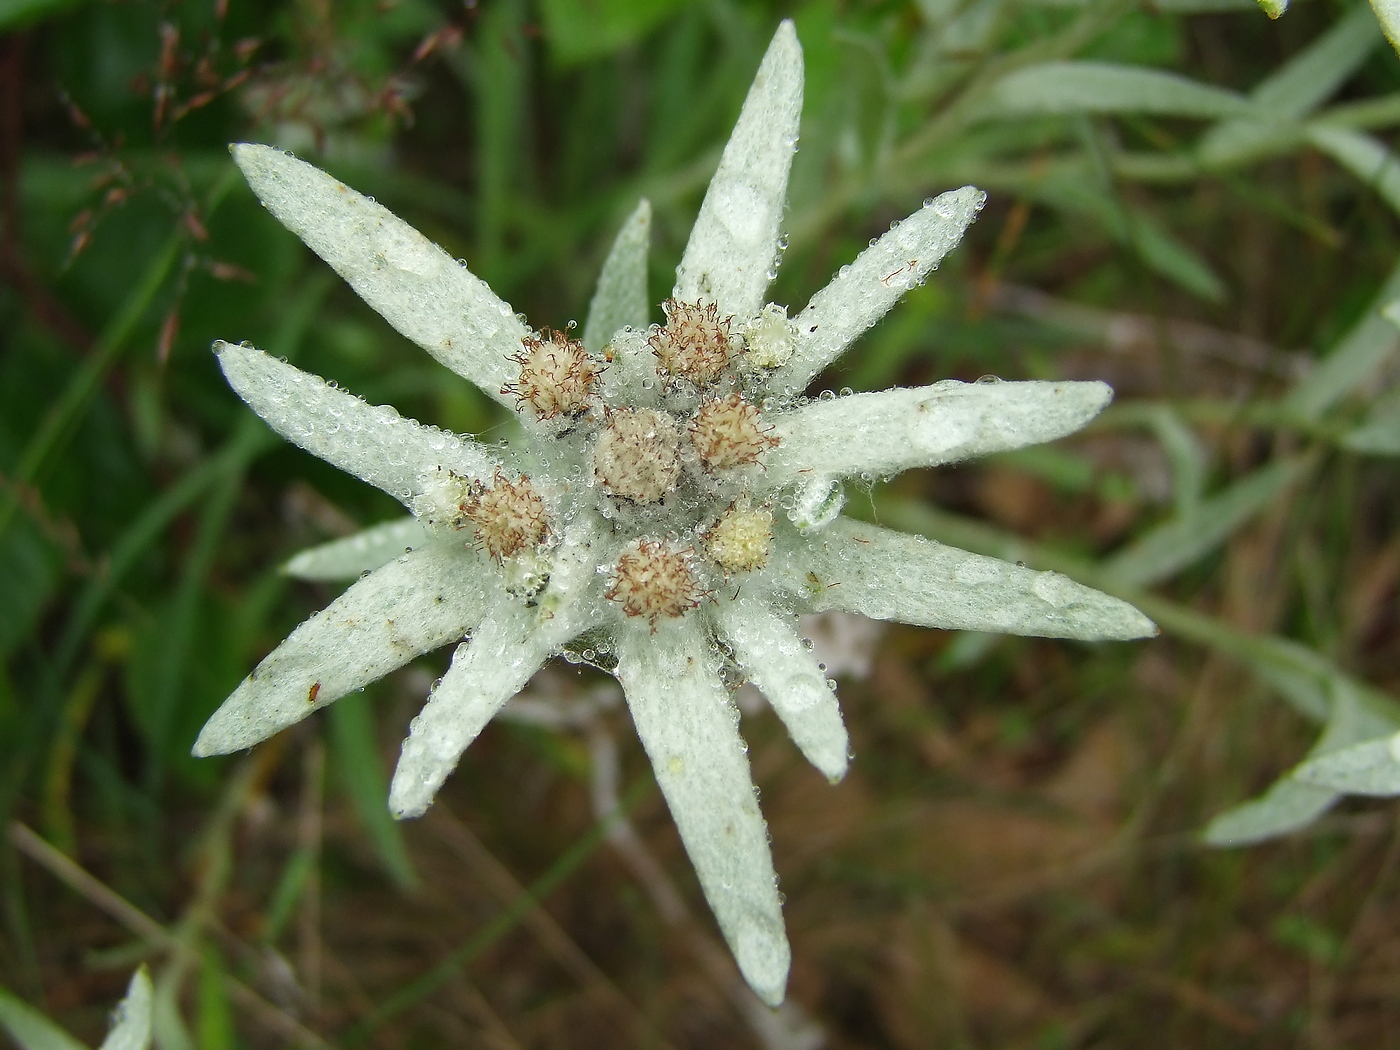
[
  {"xmin": 592, "ymin": 408, "xmax": 682, "ymax": 503},
  {"xmin": 649, "ymin": 299, "xmax": 736, "ymax": 385},
  {"xmin": 504, "ymin": 329, "xmax": 601, "ymax": 419},
  {"xmin": 606, "ymin": 538, "xmax": 703, "ymax": 624},
  {"xmin": 460, "ymin": 472, "xmax": 549, "ymax": 561},
  {"xmin": 689, "ymin": 393, "xmax": 779, "ymax": 471}
]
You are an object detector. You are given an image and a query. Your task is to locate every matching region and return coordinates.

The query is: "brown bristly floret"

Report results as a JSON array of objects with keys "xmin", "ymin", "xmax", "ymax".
[
  {"xmin": 503, "ymin": 328, "xmax": 602, "ymax": 419},
  {"xmin": 605, "ymin": 538, "xmax": 704, "ymax": 625},
  {"xmin": 460, "ymin": 472, "xmax": 549, "ymax": 561},
  {"xmin": 649, "ymin": 299, "xmax": 737, "ymax": 385}
]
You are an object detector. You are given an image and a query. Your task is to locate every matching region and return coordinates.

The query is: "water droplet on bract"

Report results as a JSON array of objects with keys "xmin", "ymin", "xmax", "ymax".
[
  {"xmin": 839, "ymin": 387, "xmax": 853, "ymax": 397},
  {"xmin": 837, "ymin": 265, "xmax": 850, "ymax": 278},
  {"xmin": 284, "ymin": 150, "xmax": 296, "ymax": 157},
  {"xmin": 976, "ymin": 374, "xmax": 1002, "ymax": 384},
  {"xmin": 868, "ymin": 237, "xmax": 878, "ymax": 247},
  {"xmin": 327, "ymin": 380, "xmax": 338, "ymax": 389},
  {"xmin": 765, "ymin": 269, "xmax": 777, "ymax": 281},
  {"xmin": 777, "ymin": 234, "xmax": 790, "ymax": 250},
  {"xmin": 818, "ymin": 389, "xmax": 835, "ymax": 401},
  {"xmin": 367, "ymin": 196, "xmax": 375, "ymax": 203},
  {"xmin": 923, "ymin": 197, "xmax": 934, "ymax": 208},
  {"xmin": 641, "ymin": 378, "xmax": 654, "ymax": 389}
]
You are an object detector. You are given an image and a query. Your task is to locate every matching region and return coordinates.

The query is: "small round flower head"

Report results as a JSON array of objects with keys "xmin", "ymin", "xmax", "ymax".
[
  {"xmin": 650, "ymin": 299, "xmax": 736, "ymax": 385},
  {"xmin": 593, "ymin": 408, "xmax": 682, "ymax": 502},
  {"xmin": 504, "ymin": 328, "xmax": 601, "ymax": 419},
  {"xmin": 605, "ymin": 538, "xmax": 703, "ymax": 624},
  {"xmin": 690, "ymin": 392, "xmax": 779, "ymax": 471},
  {"xmin": 741, "ymin": 303, "xmax": 799, "ymax": 370},
  {"xmin": 460, "ymin": 471, "xmax": 549, "ymax": 561},
  {"xmin": 705, "ymin": 502, "xmax": 774, "ymax": 574}
]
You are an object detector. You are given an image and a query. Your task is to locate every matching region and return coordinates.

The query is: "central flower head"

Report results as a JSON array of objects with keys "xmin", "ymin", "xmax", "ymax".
[{"xmin": 193, "ymin": 20, "xmax": 1157, "ymax": 1009}]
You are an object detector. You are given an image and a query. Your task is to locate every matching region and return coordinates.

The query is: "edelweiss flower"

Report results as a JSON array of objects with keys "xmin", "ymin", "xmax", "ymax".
[{"xmin": 194, "ymin": 22, "xmax": 1155, "ymax": 1005}]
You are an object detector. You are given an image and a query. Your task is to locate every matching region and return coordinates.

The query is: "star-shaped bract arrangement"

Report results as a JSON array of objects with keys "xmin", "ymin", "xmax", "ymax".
[{"xmin": 195, "ymin": 21, "xmax": 1155, "ymax": 1005}]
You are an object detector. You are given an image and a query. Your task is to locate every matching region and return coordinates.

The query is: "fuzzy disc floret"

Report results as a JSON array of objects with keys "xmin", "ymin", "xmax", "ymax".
[
  {"xmin": 460, "ymin": 471, "xmax": 549, "ymax": 561},
  {"xmin": 650, "ymin": 299, "xmax": 737, "ymax": 385},
  {"xmin": 504, "ymin": 329, "xmax": 602, "ymax": 419},
  {"xmin": 605, "ymin": 538, "xmax": 703, "ymax": 624},
  {"xmin": 592, "ymin": 408, "xmax": 682, "ymax": 503},
  {"xmin": 705, "ymin": 502, "xmax": 774, "ymax": 574},
  {"xmin": 690, "ymin": 393, "xmax": 779, "ymax": 471}
]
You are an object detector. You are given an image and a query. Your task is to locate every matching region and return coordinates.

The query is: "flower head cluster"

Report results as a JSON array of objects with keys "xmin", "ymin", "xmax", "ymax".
[{"xmin": 194, "ymin": 22, "xmax": 1155, "ymax": 1007}]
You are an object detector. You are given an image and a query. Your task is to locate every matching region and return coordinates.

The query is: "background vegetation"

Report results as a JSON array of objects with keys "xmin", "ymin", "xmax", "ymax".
[{"xmin": 3, "ymin": 0, "xmax": 1400, "ymax": 1045}]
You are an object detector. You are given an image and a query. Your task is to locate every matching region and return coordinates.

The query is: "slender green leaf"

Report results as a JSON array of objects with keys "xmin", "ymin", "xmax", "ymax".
[
  {"xmin": 1103, "ymin": 456, "xmax": 1307, "ymax": 587},
  {"xmin": 1307, "ymin": 124, "xmax": 1400, "ymax": 217},
  {"xmin": 1205, "ymin": 681, "xmax": 1395, "ymax": 845},
  {"xmin": 0, "ymin": 985, "xmax": 87, "ymax": 1050},
  {"xmin": 329, "ymin": 694, "xmax": 419, "ymax": 890},
  {"xmin": 1284, "ymin": 253, "xmax": 1400, "ymax": 421},
  {"xmin": 1200, "ymin": 8, "xmax": 1379, "ymax": 167},
  {"xmin": 980, "ymin": 62, "xmax": 1250, "ymax": 120}
]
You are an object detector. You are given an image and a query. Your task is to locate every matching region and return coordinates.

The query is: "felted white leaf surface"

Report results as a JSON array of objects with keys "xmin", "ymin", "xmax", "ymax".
[
  {"xmin": 782, "ymin": 518, "xmax": 1157, "ymax": 641},
  {"xmin": 616, "ymin": 619, "xmax": 790, "ymax": 1006},
  {"xmin": 584, "ymin": 198, "xmax": 652, "ymax": 354},
  {"xmin": 674, "ymin": 21, "xmax": 802, "ymax": 320},
  {"xmin": 714, "ymin": 588, "xmax": 849, "ymax": 781},
  {"xmin": 217, "ymin": 342, "xmax": 497, "ymax": 504},
  {"xmin": 390, "ymin": 602, "xmax": 555, "ymax": 818},
  {"xmin": 283, "ymin": 517, "xmax": 427, "ymax": 581},
  {"xmin": 233, "ymin": 144, "xmax": 528, "ymax": 407},
  {"xmin": 765, "ymin": 380, "xmax": 1112, "ymax": 484},
  {"xmin": 767, "ymin": 186, "xmax": 986, "ymax": 395},
  {"xmin": 97, "ymin": 969, "xmax": 153, "ymax": 1050},
  {"xmin": 194, "ymin": 545, "xmax": 491, "ymax": 755}
]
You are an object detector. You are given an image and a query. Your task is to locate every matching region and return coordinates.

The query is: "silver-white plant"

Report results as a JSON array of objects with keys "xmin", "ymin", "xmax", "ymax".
[{"xmin": 193, "ymin": 21, "xmax": 1155, "ymax": 1005}]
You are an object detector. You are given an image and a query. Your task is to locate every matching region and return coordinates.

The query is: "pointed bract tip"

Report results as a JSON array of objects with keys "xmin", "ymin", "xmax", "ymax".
[
  {"xmin": 766, "ymin": 18, "xmax": 802, "ymax": 63},
  {"xmin": 1123, "ymin": 608, "xmax": 1158, "ymax": 640},
  {"xmin": 735, "ymin": 924, "xmax": 791, "ymax": 1007}
]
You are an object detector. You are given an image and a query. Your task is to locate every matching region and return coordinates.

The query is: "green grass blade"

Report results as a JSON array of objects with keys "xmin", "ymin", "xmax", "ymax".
[
  {"xmin": 327, "ymin": 694, "xmax": 418, "ymax": 891},
  {"xmin": 0, "ymin": 984, "xmax": 87, "ymax": 1050},
  {"xmin": 1102, "ymin": 456, "xmax": 1309, "ymax": 588},
  {"xmin": 979, "ymin": 62, "xmax": 1250, "ymax": 120},
  {"xmin": 342, "ymin": 777, "xmax": 651, "ymax": 1045}
]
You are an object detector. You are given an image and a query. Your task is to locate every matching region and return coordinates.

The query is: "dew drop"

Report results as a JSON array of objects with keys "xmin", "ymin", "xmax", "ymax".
[
  {"xmin": 818, "ymin": 389, "xmax": 836, "ymax": 401},
  {"xmin": 976, "ymin": 374, "xmax": 1002, "ymax": 384}
]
